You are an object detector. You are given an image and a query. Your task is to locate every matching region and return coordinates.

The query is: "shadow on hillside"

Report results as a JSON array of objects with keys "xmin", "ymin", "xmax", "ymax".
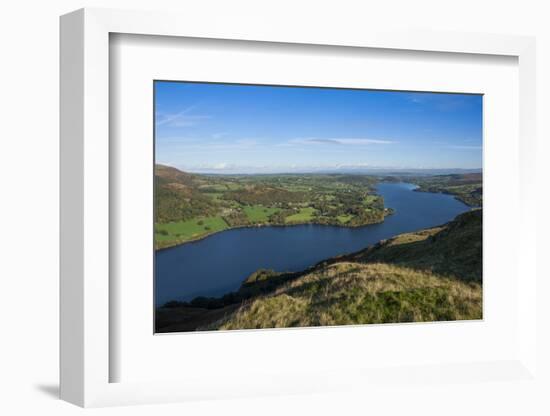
[{"xmin": 344, "ymin": 209, "xmax": 482, "ymax": 283}]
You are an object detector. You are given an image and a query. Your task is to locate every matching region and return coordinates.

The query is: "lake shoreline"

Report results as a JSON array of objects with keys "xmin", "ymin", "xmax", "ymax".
[
  {"xmin": 156, "ymin": 207, "xmax": 395, "ymax": 252},
  {"xmin": 155, "ymin": 182, "xmax": 473, "ymax": 307},
  {"xmin": 413, "ymin": 188, "xmax": 481, "ymax": 208}
]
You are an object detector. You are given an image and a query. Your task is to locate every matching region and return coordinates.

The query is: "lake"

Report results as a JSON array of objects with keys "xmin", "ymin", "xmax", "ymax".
[{"xmin": 155, "ymin": 182, "xmax": 470, "ymax": 306}]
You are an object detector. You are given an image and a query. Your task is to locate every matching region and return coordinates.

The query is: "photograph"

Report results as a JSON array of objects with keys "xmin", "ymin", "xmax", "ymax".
[
  {"xmin": 154, "ymin": 81, "xmax": 483, "ymax": 333},
  {"xmin": 2, "ymin": 0, "xmax": 542, "ymax": 412}
]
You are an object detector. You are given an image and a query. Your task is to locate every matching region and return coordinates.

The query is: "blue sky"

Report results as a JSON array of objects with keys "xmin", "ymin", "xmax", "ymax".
[{"xmin": 155, "ymin": 81, "xmax": 482, "ymax": 173}]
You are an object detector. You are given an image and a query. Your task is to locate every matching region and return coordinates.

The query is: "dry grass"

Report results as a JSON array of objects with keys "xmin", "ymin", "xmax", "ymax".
[
  {"xmin": 207, "ymin": 262, "xmax": 481, "ymax": 330},
  {"xmin": 349, "ymin": 209, "xmax": 482, "ymax": 282}
]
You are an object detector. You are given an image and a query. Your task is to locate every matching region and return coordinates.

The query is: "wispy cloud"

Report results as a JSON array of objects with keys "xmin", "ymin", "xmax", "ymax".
[
  {"xmin": 448, "ymin": 145, "xmax": 482, "ymax": 150},
  {"xmin": 407, "ymin": 94, "xmax": 425, "ymax": 104},
  {"xmin": 289, "ymin": 137, "xmax": 395, "ymax": 146},
  {"xmin": 200, "ymin": 138, "xmax": 259, "ymax": 151},
  {"xmin": 431, "ymin": 140, "xmax": 482, "ymax": 151},
  {"xmin": 156, "ymin": 105, "xmax": 211, "ymax": 127},
  {"xmin": 406, "ymin": 93, "xmax": 478, "ymax": 112},
  {"xmin": 210, "ymin": 163, "xmax": 231, "ymax": 170},
  {"xmin": 211, "ymin": 132, "xmax": 228, "ymax": 139},
  {"xmin": 157, "ymin": 137, "xmax": 260, "ymax": 152}
]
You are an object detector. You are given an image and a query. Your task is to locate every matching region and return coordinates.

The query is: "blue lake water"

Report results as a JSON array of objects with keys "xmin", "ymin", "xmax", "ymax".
[{"xmin": 155, "ymin": 183, "xmax": 470, "ymax": 306}]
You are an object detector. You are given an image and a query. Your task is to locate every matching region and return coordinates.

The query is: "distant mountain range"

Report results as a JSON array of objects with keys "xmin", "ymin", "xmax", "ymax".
[
  {"xmin": 315, "ymin": 168, "xmax": 482, "ymax": 176},
  {"xmin": 177, "ymin": 165, "xmax": 482, "ymax": 176}
]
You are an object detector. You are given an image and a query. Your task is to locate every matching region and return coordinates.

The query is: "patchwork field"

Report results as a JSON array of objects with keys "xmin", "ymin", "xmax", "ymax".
[
  {"xmin": 284, "ymin": 207, "xmax": 317, "ymax": 223},
  {"xmin": 243, "ymin": 205, "xmax": 281, "ymax": 222},
  {"xmin": 155, "ymin": 216, "xmax": 229, "ymax": 247},
  {"xmin": 155, "ymin": 165, "xmax": 390, "ymax": 249}
]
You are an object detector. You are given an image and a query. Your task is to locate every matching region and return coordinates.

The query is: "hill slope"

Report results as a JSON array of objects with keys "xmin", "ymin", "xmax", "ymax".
[
  {"xmin": 410, "ymin": 173, "xmax": 483, "ymax": 207},
  {"xmin": 342, "ymin": 208, "xmax": 482, "ymax": 282},
  {"xmin": 155, "ymin": 164, "xmax": 221, "ymax": 223},
  {"xmin": 212, "ymin": 262, "xmax": 481, "ymax": 330},
  {"xmin": 203, "ymin": 209, "xmax": 482, "ymax": 330}
]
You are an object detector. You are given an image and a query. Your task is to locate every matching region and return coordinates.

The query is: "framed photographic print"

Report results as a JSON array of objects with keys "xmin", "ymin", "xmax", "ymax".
[{"xmin": 60, "ymin": 8, "xmax": 539, "ymax": 409}]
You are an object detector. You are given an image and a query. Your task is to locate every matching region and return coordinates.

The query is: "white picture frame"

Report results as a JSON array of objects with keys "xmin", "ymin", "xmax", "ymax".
[{"xmin": 60, "ymin": 7, "xmax": 538, "ymax": 408}]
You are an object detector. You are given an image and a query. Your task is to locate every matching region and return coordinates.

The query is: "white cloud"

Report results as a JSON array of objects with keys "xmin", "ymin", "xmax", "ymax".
[
  {"xmin": 156, "ymin": 105, "xmax": 211, "ymax": 127},
  {"xmin": 212, "ymin": 163, "xmax": 229, "ymax": 170},
  {"xmin": 211, "ymin": 132, "xmax": 228, "ymax": 139},
  {"xmin": 448, "ymin": 145, "xmax": 482, "ymax": 150},
  {"xmin": 289, "ymin": 137, "xmax": 395, "ymax": 146}
]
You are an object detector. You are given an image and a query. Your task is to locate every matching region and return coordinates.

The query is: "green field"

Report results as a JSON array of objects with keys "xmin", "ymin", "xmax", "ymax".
[
  {"xmin": 285, "ymin": 207, "xmax": 316, "ymax": 223},
  {"xmin": 337, "ymin": 215, "xmax": 353, "ymax": 224},
  {"xmin": 363, "ymin": 195, "xmax": 378, "ymax": 204},
  {"xmin": 155, "ymin": 216, "xmax": 229, "ymax": 245},
  {"xmin": 243, "ymin": 205, "xmax": 281, "ymax": 222}
]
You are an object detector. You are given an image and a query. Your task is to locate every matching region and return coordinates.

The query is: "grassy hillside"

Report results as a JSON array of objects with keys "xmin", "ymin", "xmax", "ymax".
[
  {"xmin": 212, "ymin": 262, "xmax": 481, "ymax": 330},
  {"xmin": 342, "ymin": 208, "xmax": 482, "ymax": 282},
  {"xmin": 156, "ymin": 209, "xmax": 482, "ymax": 332}
]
